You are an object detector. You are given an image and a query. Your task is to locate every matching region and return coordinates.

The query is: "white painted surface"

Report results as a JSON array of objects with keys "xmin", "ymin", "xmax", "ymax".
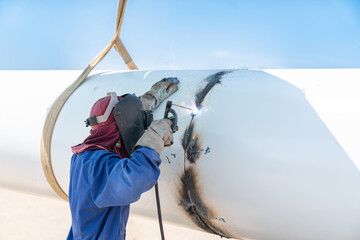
[
  {"xmin": 1, "ymin": 70, "xmax": 360, "ymax": 240},
  {"xmin": 265, "ymin": 69, "xmax": 360, "ymax": 170},
  {"xmin": 0, "ymin": 71, "xmax": 80, "ymax": 196}
]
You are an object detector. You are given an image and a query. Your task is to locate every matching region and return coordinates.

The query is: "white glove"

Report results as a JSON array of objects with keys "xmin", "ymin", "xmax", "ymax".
[
  {"xmin": 140, "ymin": 77, "xmax": 179, "ymax": 110},
  {"xmin": 135, "ymin": 119, "xmax": 173, "ymax": 155}
]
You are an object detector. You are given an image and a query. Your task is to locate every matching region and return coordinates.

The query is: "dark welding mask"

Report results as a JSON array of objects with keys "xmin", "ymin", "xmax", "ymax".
[
  {"xmin": 113, "ymin": 93, "xmax": 153, "ymax": 155},
  {"xmin": 85, "ymin": 92, "xmax": 153, "ymax": 156}
]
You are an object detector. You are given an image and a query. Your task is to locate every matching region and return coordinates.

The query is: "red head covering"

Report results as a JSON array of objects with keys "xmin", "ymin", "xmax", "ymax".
[{"xmin": 71, "ymin": 95, "xmax": 129, "ymax": 158}]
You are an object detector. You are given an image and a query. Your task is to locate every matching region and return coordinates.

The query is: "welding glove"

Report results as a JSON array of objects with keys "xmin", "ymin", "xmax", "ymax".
[
  {"xmin": 135, "ymin": 119, "xmax": 173, "ymax": 155},
  {"xmin": 140, "ymin": 77, "xmax": 179, "ymax": 111}
]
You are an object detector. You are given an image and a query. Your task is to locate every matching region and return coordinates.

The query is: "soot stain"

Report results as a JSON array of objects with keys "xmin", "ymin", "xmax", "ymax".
[
  {"xmin": 195, "ymin": 70, "xmax": 232, "ymax": 109},
  {"xmin": 181, "ymin": 120, "xmax": 202, "ymax": 163},
  {"xmin": 181, "ymin": 120, "xmax": 194, "ymax": 150},
  {"xmin": 179, "ymin": 71, "xmax": 235, "ymax": 238},
  {"xmin": 179, "ymin": 167, "xmax": 232, "ymax": 238}
]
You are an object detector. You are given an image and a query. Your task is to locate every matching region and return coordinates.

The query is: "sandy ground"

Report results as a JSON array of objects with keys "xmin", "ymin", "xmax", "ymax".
[{"xmin": 0, "ymin": 187, "xmax": 223, "ymax": 240}]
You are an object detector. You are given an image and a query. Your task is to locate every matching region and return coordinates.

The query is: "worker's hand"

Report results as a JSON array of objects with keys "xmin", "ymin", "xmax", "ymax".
[
  {"xmin": 140, "ymin": 77, "xmax": 179, "ymax": 111},
  {"xmin": 135, "ymin": 119, "xmax": 173, "ymax": 155}
]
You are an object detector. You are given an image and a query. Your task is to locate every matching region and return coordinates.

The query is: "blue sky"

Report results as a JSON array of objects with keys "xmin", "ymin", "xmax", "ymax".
[{"xmin": 0, "ymin": 0, "xmax": 359, "ymax": 70}]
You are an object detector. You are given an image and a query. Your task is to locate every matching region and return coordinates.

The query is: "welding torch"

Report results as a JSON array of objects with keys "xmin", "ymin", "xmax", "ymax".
[{"xmin": 163, "ymin": 101, "xmax": 178, "ymax": 133}]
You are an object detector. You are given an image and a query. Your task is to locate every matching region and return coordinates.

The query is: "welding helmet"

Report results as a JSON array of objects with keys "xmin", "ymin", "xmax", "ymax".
[{"xmin": 85, "ymin": 92, "xmax": 153, "ymax": 155}]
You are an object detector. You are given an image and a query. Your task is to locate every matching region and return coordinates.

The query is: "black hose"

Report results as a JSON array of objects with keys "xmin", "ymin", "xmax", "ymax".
[
  {"xmin": 155, "ymin": 100, "xmax": 178, "ymax": 240},
  {"xmin": 155, "ymin": 183, "xmax": 165, "ymax": 240}
]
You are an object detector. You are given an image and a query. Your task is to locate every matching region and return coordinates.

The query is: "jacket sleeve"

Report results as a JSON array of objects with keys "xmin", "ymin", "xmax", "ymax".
[{"xmin": 90, "ymin": 146, "xmax": 161, "ymax": 208}]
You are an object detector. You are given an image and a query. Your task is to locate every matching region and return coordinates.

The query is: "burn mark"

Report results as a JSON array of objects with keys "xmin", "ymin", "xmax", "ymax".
[
  {"xmin": 195, "ymin": 71, "xmax": 232, "ymax": 109},
  {"xmin": 180, "ymin": 167, "xmax": 231, "ymax": 238},
  {"xmin": 187, "ymin": 137, "xmax": 202, "ymax": 163},
  {"xmin": 181, "ymin": 120, "xmax": 194, "ymax": 150},
  {"xmin": 178, "ymin": 71, "xmax": 234, "ymax": 238},
  {"xmin": 182, "ymin": 120, "xmax": 202, "ymax": 163}
]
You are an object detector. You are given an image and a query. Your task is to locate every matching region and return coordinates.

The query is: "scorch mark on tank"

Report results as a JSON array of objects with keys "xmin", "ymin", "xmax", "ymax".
[
  {"xmin": 182, "ymin": 121, "xmax": 202, "ymax": 164},
  {"xmin": 195, "ymin": 70, "xmax": 232, "ymax": 109},
  {"xmin": 179, "ymin": 71, "xmax": 235, "ymax": 238},
  {"xmin": 179, "ymin": 167, "xmax": 232, "ymax": 238}
]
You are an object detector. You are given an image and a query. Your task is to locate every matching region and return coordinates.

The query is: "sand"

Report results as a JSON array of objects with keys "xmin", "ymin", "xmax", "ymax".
[{"xmin": 0, "ymin": 187, "xmax": 222, "ymax": 240}]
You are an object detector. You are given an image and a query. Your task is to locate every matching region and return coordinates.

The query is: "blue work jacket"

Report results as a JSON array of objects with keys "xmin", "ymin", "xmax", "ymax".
[{"xmin": 67, "ymin": 146, "xmax": 161, "ymax": 240}]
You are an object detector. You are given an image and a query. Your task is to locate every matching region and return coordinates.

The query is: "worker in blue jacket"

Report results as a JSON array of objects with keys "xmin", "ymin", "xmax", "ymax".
[{"xmin": 67, "ymin": 78, "xmax": 179, "ymax": 240}]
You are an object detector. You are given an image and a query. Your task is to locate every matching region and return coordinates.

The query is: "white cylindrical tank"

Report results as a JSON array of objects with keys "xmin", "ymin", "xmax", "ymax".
[{"xmin": 1, "ymin": 69, "xmax": 360, "ymax": 240}]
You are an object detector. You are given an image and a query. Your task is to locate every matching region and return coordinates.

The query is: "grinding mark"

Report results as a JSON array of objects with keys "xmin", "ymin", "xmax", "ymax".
[
  {"xmin": 195, "ymin": 70, "xmax": 232, "ymax": 109},
  {"xmin": 180, "ymin": 167, "xmax": 232, "ymax": 239}
]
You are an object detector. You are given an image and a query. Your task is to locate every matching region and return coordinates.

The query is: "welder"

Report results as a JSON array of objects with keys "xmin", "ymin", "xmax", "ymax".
[{"xmin": 67, "ymin": 78, "xmax": 179, "ymax": 240}]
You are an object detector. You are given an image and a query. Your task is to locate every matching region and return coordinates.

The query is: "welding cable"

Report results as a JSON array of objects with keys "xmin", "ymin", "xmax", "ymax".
[{"xmin": 155, "ymin": 183, "xmax": 166, "ymax": 240}]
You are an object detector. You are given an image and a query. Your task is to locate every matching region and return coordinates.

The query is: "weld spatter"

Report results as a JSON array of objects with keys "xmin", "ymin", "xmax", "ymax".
[
  {"xmin": 179, "ymin": 167, "xmax": 232, "ymax": 239},
  {"xmin": 195, "ymin": 70, "xmax": 233, "ymax": 109}
]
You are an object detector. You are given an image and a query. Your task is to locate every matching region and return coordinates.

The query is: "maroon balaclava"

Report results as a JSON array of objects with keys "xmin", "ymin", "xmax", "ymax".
[{"xmin": 71, "ymin": 95, "xmax": 129, "ymax": 158}]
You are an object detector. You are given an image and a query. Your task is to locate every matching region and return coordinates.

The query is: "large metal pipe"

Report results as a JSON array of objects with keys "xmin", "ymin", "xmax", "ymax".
[{"xmin": 1, "ymin": 69, "xmax": 360, "ymax": 240}]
